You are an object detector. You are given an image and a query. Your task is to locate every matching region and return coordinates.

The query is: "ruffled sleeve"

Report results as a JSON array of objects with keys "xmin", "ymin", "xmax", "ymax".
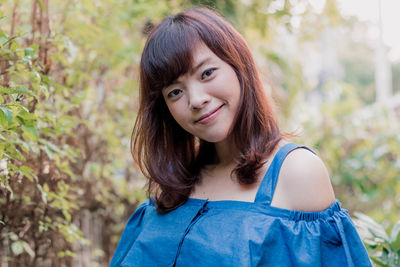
[
  {"xmin": 279, "ymin": 201, "xmax": 372, "ymax": 267},
  {"xmin": 109, "ymin": 200, "xmax": 149, "ymax": 267},
  {"xmin": 330, "ymin": 207, "xmax": 372, "ymax": 266}
]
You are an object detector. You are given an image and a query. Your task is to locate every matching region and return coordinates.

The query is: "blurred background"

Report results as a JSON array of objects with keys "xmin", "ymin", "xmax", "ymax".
[{"xmin": 0, "ymin": 0, "xmax": 399, "ymax": 266}]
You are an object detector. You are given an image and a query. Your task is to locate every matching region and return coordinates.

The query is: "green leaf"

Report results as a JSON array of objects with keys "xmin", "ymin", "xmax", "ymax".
[
  {"xmin": 382, "ymin": 247, "xmax": 389, "ymax": 263},
  {"xmin": 22, "ymin": 241, "xmax": 35, "ymax": 257},
  {"xmin": 43, "ymin": 145, "xmax": 54, "ymax": 159},
  {"xmin": 0, "ymin": 107, "xmax": 13, "ymax": 125},
  {"xmin": 9, "ymin": 232, "xmax": 18, "ymax": 241},
  {"xmin": 0, "ymin": 109, "xmax": 6, "ymax": 128},
  {"xmin": 0, "ymin": 35, "xmax": 8, "ymax": 46},
  {"xmin": 11, "ymin": 241, "xmax": 24, "ymax": 256},
  {"xmin": 12, "ymin": 139, "xmax": 30, "ymax": 154},
  {"xmin": 22, "ymin": 125, "xmax": 39, "ymax": 140},
  {"xmin": 43, "ymin": 183, "xmax": 49, "ymax": 192},
  {"xmin": 354, "ymin": 212, "xmax": 390, "ymax": 241},
  {"xmin": 24, "ymin": 47, "xmax": 34, "ymax": 56},
  {"xmin": 370, "ymin": 256, "xmax": 389, "ymax": 266},
  {"xmin": 17, "ymin": 110, "xmax": 37, "ymax": 125},
  {"xmin": 390, "ymin": 220, "xmax": 400, "ymax": 250},
  {"xmin": 36, "ymin": 184, "xmax": 48, "ymax": 204},
  {"xmin": 65, "ymin": 250, "xmax": 75, "ymax": 257},
  {"xmin": 10, "ymin": 87, "xmax": 38, "ymax": 98},
  {"xmin": 30, "ymin": 71, "xmax": 41, "ymax": 83},
  {"xmin": 19, "ymin": 165, "xmax": 37, "ymax": 182},
  {"xmin": 22, "ymin": 195, "xmax": 31, "ymax": 204},
  {"xmin": 62, "ymin": 209, "xmax": 71, "ymax": 222}
]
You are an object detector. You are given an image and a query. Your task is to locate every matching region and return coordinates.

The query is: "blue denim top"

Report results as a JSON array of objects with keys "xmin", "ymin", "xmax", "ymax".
[{"xmin": 110, "ymin": 143, "xmax": 371, "ymax": 267}]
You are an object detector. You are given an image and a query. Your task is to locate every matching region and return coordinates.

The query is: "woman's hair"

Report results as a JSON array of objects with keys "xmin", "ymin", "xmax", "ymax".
[{"xmin": 132, "ymin": 7, "xmax": 282, "ymax": 213}]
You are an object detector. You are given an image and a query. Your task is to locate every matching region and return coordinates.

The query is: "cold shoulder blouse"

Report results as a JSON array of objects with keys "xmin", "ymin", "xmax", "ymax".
[{"xmin": 110, "ymin": 143, "xmax": 371, "ymax": 266}]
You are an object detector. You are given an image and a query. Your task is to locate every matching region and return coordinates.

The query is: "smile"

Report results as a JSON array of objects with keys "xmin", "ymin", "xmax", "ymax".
[{"xmin": 195, "ymin": 105, "xmax": 224, "ymax": 124}]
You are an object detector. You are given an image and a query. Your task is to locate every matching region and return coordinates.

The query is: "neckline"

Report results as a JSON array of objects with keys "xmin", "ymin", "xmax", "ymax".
[
  {"xmin": 182, "ymin": 141, "xmax": 341, "ymax": 219},
  {"xmin": 183, "ymin": 197, "xmax": 342, "ymax": 220},
  {"xmin": 187, "ymin": 142, "xmax": 295, "ymax": 204}
]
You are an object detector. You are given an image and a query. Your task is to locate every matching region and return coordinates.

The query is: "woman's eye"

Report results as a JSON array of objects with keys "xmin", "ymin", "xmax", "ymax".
[
  {"xmin": 167, "ymin": 89, "xmax": 182, "ymax": 98},
  {"xmin": 201, "ymin": 68, "xmax": 216, "ymax": 80}
]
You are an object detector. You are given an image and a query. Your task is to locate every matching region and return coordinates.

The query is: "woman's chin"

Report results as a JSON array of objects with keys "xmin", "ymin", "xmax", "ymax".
[{"xmin": 198, "ymin": 132, "xmax": 232, "ymax": 144}]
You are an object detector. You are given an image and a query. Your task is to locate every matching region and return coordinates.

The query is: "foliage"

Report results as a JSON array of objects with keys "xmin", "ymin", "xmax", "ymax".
[
  {"xmin": 341, "ymin": 41, "xmax": 375, "ymax": 104},
  {"xmin": 0, "ymin": 3, "xmax": 86, "ymax": 263},
  {"xmin": 355, "ymin": 213, "xmax": 400, "ymax": 266},
  {"xmin": 288, "ymin": 79, "xmax": 400, "ymax": 222},
  {"xmin": 0, "ymin": 0, "xmax": 149, "ymax": 265}
]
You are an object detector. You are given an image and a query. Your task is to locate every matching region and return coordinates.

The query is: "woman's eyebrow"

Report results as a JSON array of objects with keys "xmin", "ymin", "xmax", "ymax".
[
  {"xmin": 165, "ymin": 57, "xmax": 214, "ymax": 88},
  {"xmin": 190, "ymin": 57, "xmax": 212, "ymax": 75}
]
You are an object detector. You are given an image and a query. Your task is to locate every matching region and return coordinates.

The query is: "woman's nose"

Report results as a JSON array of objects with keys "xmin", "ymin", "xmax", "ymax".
[{"xmin": 187, "ymin": 84, "xmax": 210, "ymax": 110}]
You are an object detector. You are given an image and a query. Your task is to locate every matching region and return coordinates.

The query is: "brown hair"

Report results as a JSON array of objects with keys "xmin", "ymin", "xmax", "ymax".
[{"xmin": 132, "ymin": 7, "xmax": 282, "ymax": 213}]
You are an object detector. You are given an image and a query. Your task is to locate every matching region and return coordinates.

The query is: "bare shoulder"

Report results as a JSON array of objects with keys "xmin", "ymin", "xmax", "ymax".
[{"xmin": 270, "ymin": 147, "xmax": 336, "ymax": 212}]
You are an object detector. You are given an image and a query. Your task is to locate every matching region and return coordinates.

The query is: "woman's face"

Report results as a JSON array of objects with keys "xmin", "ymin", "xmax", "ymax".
[{"xmin": 162, "ymin": 42, "xmax": 241, "ymax": 144}]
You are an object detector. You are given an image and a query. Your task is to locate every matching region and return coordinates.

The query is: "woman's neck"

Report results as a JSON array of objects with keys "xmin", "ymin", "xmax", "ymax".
[{"xmin": 214, "ymin": 138, "xmax": 239, "ymax": 166}]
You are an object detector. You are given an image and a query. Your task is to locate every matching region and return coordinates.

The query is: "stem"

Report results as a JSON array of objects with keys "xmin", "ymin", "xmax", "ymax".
[
  {"xmin": 30, "ymin": 0, "xmax": 38, "ymax": 46},
  {"xmin": 9, "ymin": 1, "xmax": 18, "ymax": 48}
]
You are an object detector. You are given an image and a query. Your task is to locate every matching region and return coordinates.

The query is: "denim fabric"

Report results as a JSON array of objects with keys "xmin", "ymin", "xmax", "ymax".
[{"xmin": 110, "ymin": 143, "xmax": 372, "ymax": 267}]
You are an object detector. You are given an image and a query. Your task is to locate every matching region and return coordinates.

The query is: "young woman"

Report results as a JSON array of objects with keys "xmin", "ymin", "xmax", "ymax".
[{"xmin": 110, "ymin": 7, "xmax": 371, "ymax": 267}]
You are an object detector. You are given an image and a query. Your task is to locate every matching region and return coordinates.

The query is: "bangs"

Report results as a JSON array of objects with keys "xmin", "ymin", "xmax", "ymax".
[{"xmin": 141, "ymin": 16, "xmax": 201, "ymax": 91}]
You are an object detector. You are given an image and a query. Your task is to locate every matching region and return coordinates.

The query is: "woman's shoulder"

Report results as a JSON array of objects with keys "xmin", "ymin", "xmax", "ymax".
[{"xmin": 270, "ymin": 144, "xmax": 336, "ymax": 212}]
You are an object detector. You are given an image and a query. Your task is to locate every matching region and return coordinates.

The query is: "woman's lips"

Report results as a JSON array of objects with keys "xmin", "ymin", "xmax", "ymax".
[{"xmin": 195, "ymin": 105, "xmax": 224, "ymax": 124}]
